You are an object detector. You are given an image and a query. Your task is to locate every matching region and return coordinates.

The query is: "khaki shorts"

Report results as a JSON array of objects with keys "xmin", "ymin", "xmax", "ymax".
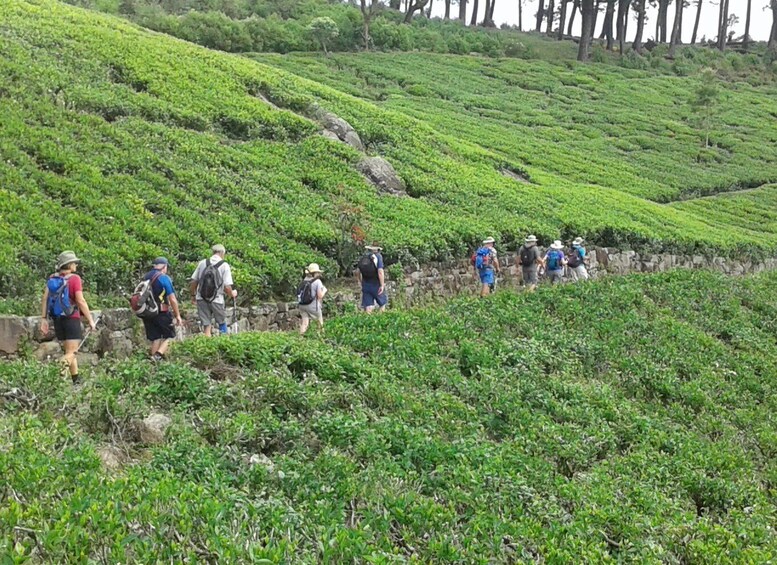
[
  {"xmin": 522, "ymin": 267, "xmax": 538, "ymax": 285},
  {"xmin": 197, "ymin": 300, "xmax": 227, "ymax": 327},
  {"xmin": 299, "ymin": 301, "xmax": 323, "ymax": 323}
]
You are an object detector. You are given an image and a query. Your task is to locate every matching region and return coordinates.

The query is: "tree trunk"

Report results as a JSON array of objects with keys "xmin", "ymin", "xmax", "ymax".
[
  {"xmin": 578, "ymin": 0, "xmax": 595, "ymax": 60},
  {"xmin": 536, "ymin": 0, "xmax": 545, "ymax": 31},
  {"xmin": 389, "ymin": 0, "xmax": 401, "ymax": 9},
  {"xmin": 632, "ymin": 0, "xmax": 646, "ymax": 52},
  {"xmin": 487, "ymin": 0, "xmax": 497, "ymax": 25},
  {"xmin": 444, "ymin": 0, "xmax": 451, "ymax": 19},
  {"xmin": 558, "ymin": 0, "xmax": 569, "ymax": 39},
  {"xmin": 591, "ymin": 0, "xmax": 601, "ymax": 39},
  {"xmin": 691, "ymin": 0, "xmax": 702, "ymax": 43},
  {"xmin": 481, "ymin": 0, "xmax": 491, "ymax": 24},
  {"xmin": 659, "ymin": 0, "xmax": 669, "ymax": 42},
  {"xmin": 470, "ymin": 0, "xmax": 479, "ymax": 25},
  {"xmin": 599, "ymin": 0, "xmax": 614, "ymax": 39},
  {"xmin": 623, "ymin": 0, "xmax": 629, "ymax": 37},
  {"xmin": 546, "ymin": 0, "xmax": 555, "ymax": 33},
  {"xmin": 770, "ymin": 0, "xmax": 777, "ymax": 56},
  {"xmin": 426, "ymin": 0, "xmax": 434, "ymax": 18},
  {"xmin": 717, "ymin": 0, "xmax": 728, "ymax": 50},
  {"xmin": 404, "ymin": 0, "xmax": 429, "ymax": 22},
  {"xmin": 458, "ymin": 0, "xmax": 467, "ymax": 22},
  {"xmin": 616, "ymin": 0, "xmax": 628, "ymax": 53},
  {"xmin": 567, "ymin": 0, "xmax": 578, "ymax": 35},
  {"xmin": 518, "ymin": 0, "xmax": 523, "ymax": 29},
  {"xmin": 742, "ymin": 0, "xmax": 752, "ymax": 50},
  {"xmin": 668, "ymin": 0, "xmax": 682, "ymax": 57}
]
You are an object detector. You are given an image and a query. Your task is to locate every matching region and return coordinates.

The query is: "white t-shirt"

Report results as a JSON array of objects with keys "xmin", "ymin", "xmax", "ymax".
[{"xmin": 191, "ymin": 255, "xmax": 233, "ymax": 304}]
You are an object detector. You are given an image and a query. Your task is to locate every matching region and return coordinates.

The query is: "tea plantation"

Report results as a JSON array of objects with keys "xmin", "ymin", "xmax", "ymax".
[
  {"xmin": 2, "ymin": 0, "xmax": 777, "ymax": 312},
  {"xmin": 2, "ymin": 270, "xmax": 777, "ymax": 561}
]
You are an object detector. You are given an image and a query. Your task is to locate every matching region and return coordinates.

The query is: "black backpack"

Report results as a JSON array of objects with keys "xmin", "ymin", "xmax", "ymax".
[
  {"xmin": 568, "ymin": 248, "xmax": 583, "ymax": 268},
  {"xmin": 358, "ymin": 253, "xmax": 379, "ymax": 281},
  {"xmin": 297, "ymin": 279, "xmax": 315, "ymax": 305},
  {"xmin": 198, "ymin": 259, "xmax": 225, "ymax": 303},
  {"xmin": 520, "ymin": 245, "xmax": 535, "ymax": 267}
]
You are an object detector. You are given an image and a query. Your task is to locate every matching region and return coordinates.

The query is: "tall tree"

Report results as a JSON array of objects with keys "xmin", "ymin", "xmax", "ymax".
[
  {"xmin": 770, "ymin": 0, "xmax": 777, "ymax": 56},
  {"xmin": 486, "ymin": 0, "xmax": 497, "ymax": 25},
  {"xmin": 558, "ymin": 0, "xmax": 570, "ymax": 38},
  {"xmin": 404, "ymin": 0, "xmax": 430, "ymax": 21},
  {"xmin": 425, "ymin": 0, "xmax": 434, "ymax": 18},
  {"xmin": 616, "ymin": 0, "xmax": 629, "ymax": 53},
  {"xmin": 632, "ymin": 0, "xmax": 647, "ymax": 52},
  {"xmin": 359, "ymin": 0, "xmax": 380, "ymax": 49},
  {"xmin": 444, "ymin": 0, "xmax": 451, "ymax": 19},
  {"xmin": 458, "ymin": 0, "xmax": 466, "ymax": 22},
  {"xmin": 518, "ymin": 0, "xmax": 523, "ymax": 29},
  {"xmin": 578, "ymin": 0, "xmax": 596, "ymax": 59},
  {"xmin": 546, "ymin": 0, "xmax": 556, "ymax": 33},
  {"xmin": 742, "ymin": 0, "xmax": 752, "ymax": 50},
  {"xmin": 716, "ymin": 0, "xmax": 728, "ymax": 50},
  {"xmin": 482, "ymin": 0, "xmax": 492, "ymax": 24},
  {"xmin": 591, "ymin": 0, "xmax": 602, "ymax": 38},
  {"xmin": 668, "ymin": 0, "xmax": 683, "ymax": 57},
  {"xmin": 536, "ymin": 0, "xmax": 546, "ymax": 30},
  {"xmin": 600, "ymin": 0, "xmax": 616, "ymax": 49},
  {"xmin": 655, "ymin": 0, "xmax": 670, "ymax": 42},
  {"xmin": 691, "ymin": 0, "xmax": 702, "ymax": 43},
  {"xmin": 469, "ymin": 0, "xmax": 479, "ymax": 25},
  {"xmin": 567, "ymin": 0, "xmax": 579, "ymax": 34}
]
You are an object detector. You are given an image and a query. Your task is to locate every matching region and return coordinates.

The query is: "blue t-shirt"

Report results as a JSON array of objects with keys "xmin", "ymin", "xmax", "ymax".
[
  {"xmin": 574, "ymin": 246, "xmax": 586, "ymax": 259},
  {"xmin": 144, "ymin": 270, "xmax": 175, "ymax": 305},
  {"xmin": 373, "ymin": 253, "xmax": 385, "ymax": 270}
]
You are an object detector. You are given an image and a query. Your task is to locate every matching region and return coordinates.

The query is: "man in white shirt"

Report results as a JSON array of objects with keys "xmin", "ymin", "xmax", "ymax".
[{"xmin": 189, "ymin": 244, "xmax": 237, "ymax": 336}]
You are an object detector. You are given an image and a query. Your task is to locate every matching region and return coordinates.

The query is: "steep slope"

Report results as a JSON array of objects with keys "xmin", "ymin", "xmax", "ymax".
[
  {"xmin": 2, "ymin": 270, "xmax": 777, "ymax": 561},
  {"xmin": 1, "ymin": 0, "xmax": 777, "ymax": 311}
]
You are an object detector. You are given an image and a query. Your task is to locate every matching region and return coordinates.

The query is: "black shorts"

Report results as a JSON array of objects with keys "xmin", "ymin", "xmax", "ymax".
[
  {"xmin": 54, "ymin": 317, "xmax": 83, "ymax": 341},
  {"xmin": 142, "ymin": 312, "xmax": 176, "ymax": 342}
]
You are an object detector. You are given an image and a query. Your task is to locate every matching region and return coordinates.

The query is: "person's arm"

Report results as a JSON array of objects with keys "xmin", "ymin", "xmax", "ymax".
[
  {"xmin": 189, "ymin": 280, "xmax": 198, "ymax": 305},
  {"xmin": 223, "ymin": 264, "xmax": 237, "ymax": 298},
  {"xmin": 169, "ymin": 294, "xmax": 183, "ymax": 325},
  {"xmin": 40, "ymin": 287, "xmax": 50, "ymax": 334},
  {"xmin": 75, "ymin": 291, "xmax": 96, "ymax": 330},
  {"xmin": 378, "ymin": 268, "xmax": 385, "ymax": 295},
  {"xmin": 494, "ymin": 251, "xmax": 500, "ymax": 273}
]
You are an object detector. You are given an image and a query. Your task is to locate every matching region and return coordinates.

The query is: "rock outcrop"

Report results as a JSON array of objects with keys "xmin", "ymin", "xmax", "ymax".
[
  {"xmin": 357, "ymin": 156, "xmax": 407, "ymax": 196},
  {"xmin": 309, "ymin": 104, "xmax": 365, "ymax": 151}
]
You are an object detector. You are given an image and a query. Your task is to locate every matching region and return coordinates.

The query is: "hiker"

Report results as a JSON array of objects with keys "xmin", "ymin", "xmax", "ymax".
[
  {"xmin": 39, "ymin": 251, "xmax": 97, "ymax": 385},
  {"xmin": 356, "ymin": 244, "xmax": 387, "ymax": 313},
  {"xmin": 568, "ymin": 237, "xmax": 589, "ymax": 282},
  {"xmin": 473, "ymin": 237, "xmax": 500, "ymax": 297},
  {"xmin": 543, "ymin": 240, "xmax": 567, "ymax": 285},
  {"xmin": 140, "ymin": 258, "xmax": 183, "ymax": 361},
  {"xmin": 518, "ymin": 234, "xmax": 543, "ymax": 291},
  {"xmin": 189, "ymin": 244, "xmax": 236, "ymax": 337},
  {"xmin": 297, "ymin": 263, "xmax": 327, "ymax": 335}
]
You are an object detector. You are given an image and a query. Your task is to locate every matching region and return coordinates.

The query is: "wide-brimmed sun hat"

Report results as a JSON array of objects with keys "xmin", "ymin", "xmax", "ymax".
[
  {"xmin": 572, "ymin": 237, "xmax": 584, "ymax": 246},
  {"xmin": 306, "ymin": 263, "xmax": 323, "ymax": 275},
  {"xmin": 56, "ymin": 251, "xmax": 81, "ymax": 270},
  {"xmin": 365, "ymin": 244, "xmax": 383, "ymax": 251},
  {"xmin": 550, "ymin": 240, "xmax": 564, "ymax": 250},
  {"xmin": 482, "ymin": 237, "xmax": 496, "ymax": 245},
  {"xmin": 525, "ymin": 234, "xmax": 538, "ymax": 243}
]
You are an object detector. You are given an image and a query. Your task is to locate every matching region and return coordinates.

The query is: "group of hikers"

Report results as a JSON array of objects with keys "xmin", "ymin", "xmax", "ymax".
[
  {"xmin": 40, "ymin": 237, "xmax": 586, "ymax": 383},
  {"xmin": 473, "ymin": 234, "xmax": 589, "ymax": 297}
]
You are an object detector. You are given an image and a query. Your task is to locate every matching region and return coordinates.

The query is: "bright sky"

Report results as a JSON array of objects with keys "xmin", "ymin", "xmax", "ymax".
[{"xmin": 432, "ymin": 0, "xmax": 773, "ymax": 43}]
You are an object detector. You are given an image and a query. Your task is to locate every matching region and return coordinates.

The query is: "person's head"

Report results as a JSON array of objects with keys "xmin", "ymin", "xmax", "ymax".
[
  {"xmin": 524, "ymin": 235, "xmax": 537, "ymax": 248},
  {"xmin": 56, "ymin": 251, "xmax": 81, "ymax": 273},
  {"xmin": 550, "ymin": 240, "xmax": 564, "ymax": 251},
  {"xmin": 572, "ymin": 237, "xmax": 584, "ymax": 248},
  {"xmin": 211, "ymin": 244, "xmax": 226, "ymax": 258},
  {"xmin": 152, "ymin": 257, "xmax": 169, "ymax": 274},
  {"xmin": 482, "ymin": 237, "xmax": 495, "ymax": 248},
  {"xmin": 305, "ymin": 263, "xmax": 323, "ymax": 279}
]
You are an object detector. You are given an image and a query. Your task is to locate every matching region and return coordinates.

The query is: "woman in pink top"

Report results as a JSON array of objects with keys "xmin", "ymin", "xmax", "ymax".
[{"xmin": 40, "ymin": 251, "xmax": 97, "ymax": 384}]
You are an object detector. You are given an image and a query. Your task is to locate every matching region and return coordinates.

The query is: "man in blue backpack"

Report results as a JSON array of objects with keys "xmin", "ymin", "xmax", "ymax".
[
  {"xmin": 473, "ymin": 237, "xmax": 500, "ymax": 297},
  {"xmin": 142, "ymin": 258, "xmax": 183, "ymax": 362},
  {"xmin": 568, "ymin": 237, "xmax": 590, "ymax": 282},
  {"xmin": 543, "ymin": 240, "xmax": 567, "ymax": 285},
  {"xmin": 356, "ymin": 244, "xmax": 388, "ymax": 313}
]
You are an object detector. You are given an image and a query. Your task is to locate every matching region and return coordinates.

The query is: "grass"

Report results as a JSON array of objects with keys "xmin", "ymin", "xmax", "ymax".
[
  {"xmin": 2, "ymin": 269, "xmax": 777, "ymax": 561},
  {"xmin": 1, "ymin": 0, "xmax": 777, "ymax": 313}
]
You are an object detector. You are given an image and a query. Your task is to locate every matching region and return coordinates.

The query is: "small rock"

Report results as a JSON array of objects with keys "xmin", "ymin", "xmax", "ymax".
[
  {"xmin": 248, "ymin": 453, "xmax": 275, "ymax": 472},
  {"xmin": 97, "ymin": 445, "xmax": 125, "ymax": 471},
  {"xmin": 357, "ymin": 157, "xmax": 407, "ymax": 196},
  {"xmin": 0, "ymin": 317, "xmax": 29, "ymax": 355},
  {"xmin": 34, "ymin": 341, "xmax": 62, "ymax": 361},
  {"xmin": 139, "ymin": 413, "xmax": 172, "ymax": 445}
]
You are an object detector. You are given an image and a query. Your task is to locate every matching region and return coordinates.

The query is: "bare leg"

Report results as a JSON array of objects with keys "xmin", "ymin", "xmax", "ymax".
[
  {"xmin": 299, "ymin": 316, "xmax": 310, "ymax": 335},
  {"xmin": 62, "ymin": 339, "xmax": 79, "ymax": 380},
  {"xmin": 203, "ymin": 325, "xmax": 212, "ymax": 337}
]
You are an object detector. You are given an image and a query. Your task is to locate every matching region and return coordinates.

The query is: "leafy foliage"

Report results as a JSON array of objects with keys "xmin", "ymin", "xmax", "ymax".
[{"xmin": 2, "ymin": 270, "xmax": 777, "ymax": 561}]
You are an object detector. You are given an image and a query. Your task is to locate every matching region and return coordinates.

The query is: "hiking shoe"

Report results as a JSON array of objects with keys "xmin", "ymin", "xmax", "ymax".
[
  {"xmin": 71, "ymin": 374, "xmax": 81, "ymax": 386},
  {"xmin": 151, "ymin": 352, "xmax": 166, "ymax": 363}
]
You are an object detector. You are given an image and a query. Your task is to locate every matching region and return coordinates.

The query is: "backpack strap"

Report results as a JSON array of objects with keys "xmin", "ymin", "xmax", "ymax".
[{"xmin": 213, "ymin": 260, "xmax": 226, "ymax": 269}]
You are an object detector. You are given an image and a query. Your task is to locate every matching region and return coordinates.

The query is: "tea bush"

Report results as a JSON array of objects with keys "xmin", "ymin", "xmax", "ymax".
[
  {"xmin": 2, "ymin": 270, "xmax": 777, "ymax": 561},
  {"xmin": 1, "ymin": 0, "xmax": 777, "ymax": 313}
]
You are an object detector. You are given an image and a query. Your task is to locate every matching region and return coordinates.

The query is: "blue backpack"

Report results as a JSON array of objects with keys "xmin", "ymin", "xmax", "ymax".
[
  {"xmin": 47, "ymin": 275, "xmax": 76, "ymax": 318},
  {"xmin": 546, "ymin": 250, "xmax": 563, "ymax": 271},
  {"xmin": 474, "ymin": 247, "xmax": 493, "ymax": 270}
]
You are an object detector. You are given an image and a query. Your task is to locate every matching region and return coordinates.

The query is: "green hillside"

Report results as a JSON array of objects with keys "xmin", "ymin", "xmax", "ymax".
[
  {"xmin": 3, "ymin": 270, "xmax": 777, "ymax": 561},
  {"xmin": 2, "ymin": 0, "xmax": 777, "ymax": 312}
]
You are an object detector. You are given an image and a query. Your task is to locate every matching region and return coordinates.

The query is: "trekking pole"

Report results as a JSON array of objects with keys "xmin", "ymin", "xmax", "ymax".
[
  {"xmin": 230, "ymin": 295, "xmax": 239, "ymax": 335},
  {"xmin": 76, "ymin": 314, "xmax": 102, "ymax": 353}
]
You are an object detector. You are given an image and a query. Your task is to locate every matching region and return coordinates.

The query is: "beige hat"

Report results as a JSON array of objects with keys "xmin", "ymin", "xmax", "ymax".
[
  {"xmin": 482, "ymin": 237, "xmax": 496, "ymax": 245},
  {"xmin": 56, "ymin": 251, "xmax": 81, "ymax": 270},
  {"xmin": 525, "ymin": 234, "xmax": 538, "ymax": 243},
  {"xmin": 306, "ymin": 263, "xmax": 323, "ymax": 275},
  {"xmin": 365, "ymin": 244, "xmax": 383, "ymax": 251},
  {"xmin": 572, "ymin": 237, "xmax": 584, "ymax": 246},
  {"xmin": 550, "ymin": 240, "xmax": 564, "ymax": 250},
  {"xmin": 212, "ymin": 244, "xmax": 226, "ymax": 254}
]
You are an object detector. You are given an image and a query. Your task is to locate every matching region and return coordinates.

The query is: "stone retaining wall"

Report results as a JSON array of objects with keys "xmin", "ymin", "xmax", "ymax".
[{"xmin": 1, "ymin": 247, "xmax": 775, "ymax": 360}]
